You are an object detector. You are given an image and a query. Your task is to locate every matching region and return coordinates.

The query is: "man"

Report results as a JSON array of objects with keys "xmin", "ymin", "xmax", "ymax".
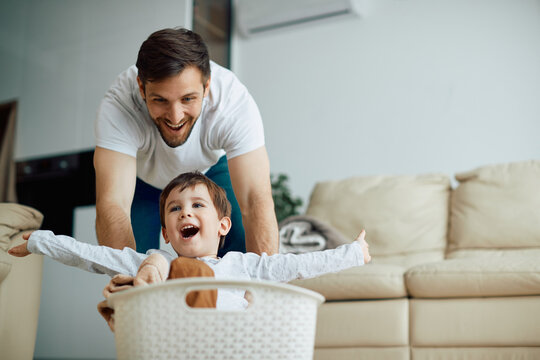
[{"xmin": 93, "ymin": 28, "xmax": 278, "ymax": 256}]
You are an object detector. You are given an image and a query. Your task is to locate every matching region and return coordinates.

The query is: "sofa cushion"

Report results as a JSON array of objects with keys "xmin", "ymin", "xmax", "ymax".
[
  {"xmin": 291, "ymin": 264, "xmax": 407, "ymax": 300},
  {"xmin": 410, "ymin": 296, "xmax": 540, "ymax": 346},
  {"xmin": 0, "ymin": 203, "xmax": 43, "ymax": 251},
  {"xmin": 405, "ymin": 257, "xmax": 540, "ymax": 298},
  {"xmin": 447, "ymin": 248, "xmax": 540, "ymax": 260},
  {"xmin": 449, "ymin": 160, "xmax": 540, "ymax": 252},
  {"xmin": 315, "ymin": 299, "xmax": 409, "ymax": 348},
  {"xmin": 412, "ymin": 348, "xmax": 540, "ymax": 360},
  {"xmin": 305, "ymin": 174, "xmax": 450, "ymax": 265},
  {"xmin": 369, "ymin": 250, "xmax": 444, "ymax": 269}
]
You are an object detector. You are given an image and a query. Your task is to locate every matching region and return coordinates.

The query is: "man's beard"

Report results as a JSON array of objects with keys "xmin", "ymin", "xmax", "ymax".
[{"xmin": 154, "ymin": 116, "xmax": 197, "ymax": 148}]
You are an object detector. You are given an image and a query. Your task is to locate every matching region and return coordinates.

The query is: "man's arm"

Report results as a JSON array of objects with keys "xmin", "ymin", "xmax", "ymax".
[
  {"xmin": 228, "ymin": 146, "xmax": 279, "ymax": 255},
  {"xmin": 94, "ymin": 146, "xmax": 137, "ymax": 250}
]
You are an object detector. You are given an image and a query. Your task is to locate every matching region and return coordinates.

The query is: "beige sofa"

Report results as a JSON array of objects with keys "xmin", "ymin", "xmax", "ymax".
[
  {"xmin": 292, "ymin": 160, "xmax": 540, "ymax": 360},
  {"xmin": 0, "ymin": 203, "xmax": 44, "ymax": 360}
]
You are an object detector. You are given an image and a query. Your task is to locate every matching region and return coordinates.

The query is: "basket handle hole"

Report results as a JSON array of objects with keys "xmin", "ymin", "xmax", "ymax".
[{"xmin": 184, "ymin": 289, "xmax": 254, "ymax": 310}]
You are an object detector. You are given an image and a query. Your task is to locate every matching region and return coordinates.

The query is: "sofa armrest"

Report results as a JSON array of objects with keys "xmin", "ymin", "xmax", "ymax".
[
  {"xmin": 0, "ymin": 203, "xmax": 44, "ymax": 360},
  {"xmin": 0, "ymin": 203, "xmax": 44, "ymax": 252}
]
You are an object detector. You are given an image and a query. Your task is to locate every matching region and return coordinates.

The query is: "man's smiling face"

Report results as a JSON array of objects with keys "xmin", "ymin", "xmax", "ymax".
[
  {"xmin": 138, "ymin": 66, "xmax": 210, "ymax": 148},
  {"xmin": 161, "ymin": 183, "xmax": 230, "ymax": 258}
]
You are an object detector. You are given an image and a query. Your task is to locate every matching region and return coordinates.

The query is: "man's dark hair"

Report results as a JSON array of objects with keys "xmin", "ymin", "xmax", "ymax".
[
  {"xmin": 159, "ymin": 171, "xmax": 231, "ymax": 249},
  {"xmin": 136, "ymin": 28, "xmax": 210, "ymax": 87}
]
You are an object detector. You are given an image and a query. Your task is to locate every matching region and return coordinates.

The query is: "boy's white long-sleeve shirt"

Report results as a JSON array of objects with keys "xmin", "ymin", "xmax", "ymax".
[{"xmin": 28, "ymin": 230, "xmax": 365, "ymax": 309}]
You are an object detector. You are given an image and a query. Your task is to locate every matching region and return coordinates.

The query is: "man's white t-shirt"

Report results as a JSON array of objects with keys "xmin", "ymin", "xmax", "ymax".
[{"xmin": 95, "ymin": 61, "xmax": 265, "ymax": 189}]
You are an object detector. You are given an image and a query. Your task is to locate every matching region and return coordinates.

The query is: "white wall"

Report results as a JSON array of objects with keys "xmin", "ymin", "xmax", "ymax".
[
  {"xmin": 1, "ymin": 1, "xmax": 191, "ymax": 358},
  {"xmin": 1, "ymin": 0, "xmax": 192, "ymax": 160},
  {"xmin": 232, "ymin": 0, "xmax": 540, "ymax": 206}
]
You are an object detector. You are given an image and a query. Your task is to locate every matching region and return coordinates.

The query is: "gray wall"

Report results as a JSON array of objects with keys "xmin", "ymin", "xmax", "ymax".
[{"xmin": 232, "ymin": 0, "xmax": 540, "ymax": 205}]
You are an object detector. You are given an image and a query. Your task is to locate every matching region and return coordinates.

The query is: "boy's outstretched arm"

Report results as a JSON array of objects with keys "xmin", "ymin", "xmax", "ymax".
[
  {"xmin": 242, "ymin": 229, "xmax": 372, "ymax": 282},
  {"xmin": 7, "ymin": 232, "xmax": 33, "ymax": 257},
  {"xmin": 9, "ymin": 230, "xmax": 148, "ymax": 277}
]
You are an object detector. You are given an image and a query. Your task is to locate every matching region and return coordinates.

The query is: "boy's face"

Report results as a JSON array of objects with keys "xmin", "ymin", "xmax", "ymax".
[{"xmin": 162, "ymin": 183, "xmax": 230, "ymax": 258}]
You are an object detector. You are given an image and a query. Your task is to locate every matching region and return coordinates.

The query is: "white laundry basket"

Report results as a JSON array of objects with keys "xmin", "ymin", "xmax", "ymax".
[{"xmin": 107, "ymin": 278, "xmax": 325, "ymax": 360}]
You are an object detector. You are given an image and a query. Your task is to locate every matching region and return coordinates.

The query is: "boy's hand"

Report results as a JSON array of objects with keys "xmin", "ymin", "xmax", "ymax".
[
  {"xmin": 355, "ymin": 230, "xmax": 371, "ymax": 264},
  {"xmin": 133, "ymin": 253, "xmax": 169, "ymax": 286},
  {"xmin": 8, "ymin": 232, "xmax": 33, "ymax": 257},
  {"xmin": 134, "ymin": 264, "xmax": 163, "ymax": 286}
]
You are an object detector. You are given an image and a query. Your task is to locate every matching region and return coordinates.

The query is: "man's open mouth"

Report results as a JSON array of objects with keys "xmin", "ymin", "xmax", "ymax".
[
  {"xmin": 165, "ymin": 121, "xmax": 185, "ymax": 130},
  {"xmin": 181, "ymin": 225, "xmax": 199, "ymax": 239}
]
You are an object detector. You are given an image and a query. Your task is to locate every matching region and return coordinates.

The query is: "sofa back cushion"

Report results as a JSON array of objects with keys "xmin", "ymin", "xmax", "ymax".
[
  {"xmin": 305, "ymin": 174, "xmax": 451, "ymax": 266},
  {"xmin": 449, "ymin": 160, "xmax": 540, "ymax": 252}
]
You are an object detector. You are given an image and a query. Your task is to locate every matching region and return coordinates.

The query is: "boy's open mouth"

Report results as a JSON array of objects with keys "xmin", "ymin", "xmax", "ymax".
[{"xmin": 181, "ymin": 225, "xmax": 199, "ymax": 239}]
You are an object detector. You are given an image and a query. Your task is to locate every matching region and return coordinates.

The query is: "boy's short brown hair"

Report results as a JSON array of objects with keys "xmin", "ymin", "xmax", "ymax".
[{"xmin": 159, "ymin": 172, "xmax": 232, "ymax": 248}]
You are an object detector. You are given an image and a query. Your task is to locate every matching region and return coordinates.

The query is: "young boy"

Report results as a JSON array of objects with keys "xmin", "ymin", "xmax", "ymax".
[{"xmin": 9, "ymin": 172, "xmax": 370, "ymax": 316}]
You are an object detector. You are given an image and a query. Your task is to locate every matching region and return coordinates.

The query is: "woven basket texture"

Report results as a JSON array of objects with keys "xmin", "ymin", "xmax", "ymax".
[{"xmin": 110, "ymin": 279, "xmax": 324, "ymax": 360}]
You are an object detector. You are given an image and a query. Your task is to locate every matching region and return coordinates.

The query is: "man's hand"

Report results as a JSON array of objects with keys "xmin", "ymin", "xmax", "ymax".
[
  {"xmin": 8, "ymin": 232, "xmax": 33, "ymax": 257},
  {"xmin": 99, "ymin": 274, "xmax": 136, "ymax": 332},
  {"xmin": 355, "ymin": 230, "xmax": 371, "ymax": 264}
]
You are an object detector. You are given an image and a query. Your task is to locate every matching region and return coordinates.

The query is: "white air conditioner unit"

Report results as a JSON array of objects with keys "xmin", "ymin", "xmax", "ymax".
[{"xmin": 235, "ymin": 0, "xmax": 365, "ymax": 37}]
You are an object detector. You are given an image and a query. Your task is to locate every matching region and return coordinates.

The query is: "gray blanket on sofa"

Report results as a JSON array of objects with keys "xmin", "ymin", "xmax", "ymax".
[{"xmin": 278, "ymin": 215, "xmax": 349, "ymax": 254}]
